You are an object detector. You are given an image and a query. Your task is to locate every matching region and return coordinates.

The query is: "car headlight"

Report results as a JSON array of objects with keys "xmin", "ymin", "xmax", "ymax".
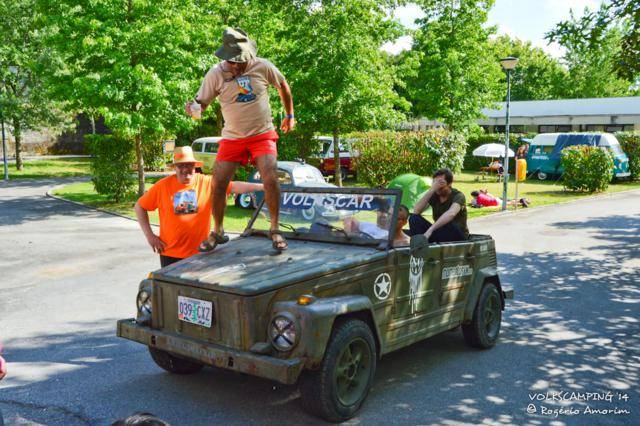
[
  {"xmin": 269, "ymin": 313, "xmax": 298, "ymax": 352},
  {"xmin": 135, "ymin": 279, "xmax": 153, "ymax": 324},
  {"xmin": 137, "ymin": 290, "xmax": 152, "ymax": 315}
]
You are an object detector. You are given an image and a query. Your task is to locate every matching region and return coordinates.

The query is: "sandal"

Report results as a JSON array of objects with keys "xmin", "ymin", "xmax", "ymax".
[
  {"xmin": 198, "ymin": 231, "xmax": 229, "ymax": 253},
  {"xmin": 269, "ymin": 229, "xmax": 288, "ymax": 251}
]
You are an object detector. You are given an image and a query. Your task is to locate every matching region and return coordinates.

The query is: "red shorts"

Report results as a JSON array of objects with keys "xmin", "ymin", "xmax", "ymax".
[{"xmin": 216, "ymin": 130, "xmax": 279, "ymax": 165}]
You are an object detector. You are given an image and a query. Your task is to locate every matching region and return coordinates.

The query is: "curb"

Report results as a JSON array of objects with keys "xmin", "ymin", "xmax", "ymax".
[{"xmin": 46, "ymin": 185, "xmax": 160, "ymax": 228}]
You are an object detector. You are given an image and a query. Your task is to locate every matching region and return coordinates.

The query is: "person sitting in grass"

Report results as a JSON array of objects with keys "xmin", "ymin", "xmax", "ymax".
[{"xmin": 470, "ymin": 189, "xmax": 530, "ymax": 208}]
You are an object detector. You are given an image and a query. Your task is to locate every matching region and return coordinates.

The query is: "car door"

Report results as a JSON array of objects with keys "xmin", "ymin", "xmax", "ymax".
[{"xmin": 438, "ymin": 242, "xmax": 476, "ymax": 327}]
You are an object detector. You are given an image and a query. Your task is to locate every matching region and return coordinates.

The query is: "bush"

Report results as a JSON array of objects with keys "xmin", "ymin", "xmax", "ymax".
[
  {"xmin": 464, "ymin": 133, "xmax": 533, "ymax": 171},
  {"xmin": 561, "ymin": 146, "xmax": 614, "ymax": 192},
  {"xmin": 86, "ymin": 134, "xmax": 136, "ymax": 201},
  {"xmin": 615, "ymin": 131, "xmax": 640, "ymax": 180},
  {"xmin": 352, "ymin": 130, "xmax": 467, "ymax": 187}
]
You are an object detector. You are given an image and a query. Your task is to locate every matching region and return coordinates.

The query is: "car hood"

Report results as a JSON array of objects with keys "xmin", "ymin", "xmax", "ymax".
[{"xmin": 154, "ymin": 236, "xmax": 386, "ymax": 296}]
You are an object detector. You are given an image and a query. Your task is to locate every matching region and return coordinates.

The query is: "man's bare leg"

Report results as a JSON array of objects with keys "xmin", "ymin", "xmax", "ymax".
[
  {"xmin": 254, "ymin": 154, "xmax": 285, "ymax": 248},
  {"xmin": 199, "ymin": 161, "xmax": 238, "ymax": 251}
]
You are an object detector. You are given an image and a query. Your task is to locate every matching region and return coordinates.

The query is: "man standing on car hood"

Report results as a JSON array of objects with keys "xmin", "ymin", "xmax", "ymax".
[{"xmin": 186, "ymin": 28, "xmax": 295, "ymax": 252}]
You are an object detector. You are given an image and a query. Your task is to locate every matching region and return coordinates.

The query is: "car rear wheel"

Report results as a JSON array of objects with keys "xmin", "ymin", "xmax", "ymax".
[
  {"xmin": 235, "ymin": 193, "xmax": 254, "ymax": 209},
  {"xmin": 462, "ymin": 282, "xmax": 502, "ymax": 349},
  {"xmin": 148, "ymin": 347, "xmax": 204, "ymax": 374},
  {"xmin": 537, "ymin": 172, "xmax": 547, "ymax": 180},
  {"xmin": 299, "ymin": 319, "xmax": 376, "ymax": 422}
]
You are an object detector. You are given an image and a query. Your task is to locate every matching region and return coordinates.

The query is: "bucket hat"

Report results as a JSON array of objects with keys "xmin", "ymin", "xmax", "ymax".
[
  {"xmin": 215, "ymin": 28, "xmax": 257, "ymax": 63},
  {"xmin": 171, "ymin": 146, "xmax": 202, "ymax": 167}
]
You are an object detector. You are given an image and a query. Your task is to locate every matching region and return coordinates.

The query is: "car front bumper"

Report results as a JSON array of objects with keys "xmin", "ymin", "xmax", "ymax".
[
  {"xmin": 117, "ymin": 319, "xmax": 303, "ymax": 384},
  {"xmin": 615, "ymin": 172, "xmax": 630, "ymax": 178}
]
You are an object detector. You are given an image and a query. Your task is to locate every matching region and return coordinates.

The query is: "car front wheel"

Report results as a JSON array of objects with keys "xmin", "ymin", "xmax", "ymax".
[
  {"xmin": 537, "ymin": 172, "xmax": 547, "ymax": 180},
  {"xmin": 299, "ymin": 319, "xmax": 376, "ymax": 422},
  {"xmin": 462, "ymin": 282, "xmax": 502, "ymax": 349},
  {"xmin": 148, "ymin": 347, "xmax": 204, "ymax": 374}
]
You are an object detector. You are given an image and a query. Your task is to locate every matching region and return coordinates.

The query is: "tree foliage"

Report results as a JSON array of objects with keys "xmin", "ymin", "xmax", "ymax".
[
  {"xmin": 0, "ymin": 0, "xmax": 70, "ymax": 170},
  {"xmin": 490, "ymin": 35, "xmax": 569, "ymax": 101},
  {"xmin": 547, "ymin": 0, "xmax": 640, "ymax": 83},
  {"xmin": 40, "ymin": 0, "xmax": 222, "ymax": 195},
  {"xmin": 274, "ymin": 0, "xmax": 408, "ymax": 185},
  {"xmin": 406, "ymin": 0, "xmax": 502, "ymax": 129}
]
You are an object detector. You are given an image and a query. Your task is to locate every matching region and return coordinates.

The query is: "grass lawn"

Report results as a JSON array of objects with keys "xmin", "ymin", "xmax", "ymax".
[
  {"xmin": 53, "ymin": 170, "xmax": 640, "ymax": 232},
  {"xmin": 451, "ymin": 171, "xmax": 640, "ymax": 219},
  {"xmin": 52, "ymin": 179, "xmax": 253, "ymax": 232},
  {"xmin": 6, "ymin": 157, "xmax": 91, "ymax": 179}
]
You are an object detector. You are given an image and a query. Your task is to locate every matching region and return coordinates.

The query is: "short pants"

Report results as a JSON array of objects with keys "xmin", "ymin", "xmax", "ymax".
[{"xmin": 216, "ymin": 130, "xmax": 279, "ymax": 165}]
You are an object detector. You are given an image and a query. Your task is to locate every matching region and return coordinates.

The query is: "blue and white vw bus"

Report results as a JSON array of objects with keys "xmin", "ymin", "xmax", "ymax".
[{"xmin": 527, "ymin": 133, "xmax": 630, "ymax": 180}]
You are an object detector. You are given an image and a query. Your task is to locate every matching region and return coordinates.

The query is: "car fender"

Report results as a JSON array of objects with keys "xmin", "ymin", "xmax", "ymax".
[
  {"xmin": 271, "ymin": 295, "xmax": 380, "ymax": 369},
  {"xmin": 463, "ymin": 267, "xmax": 503, "ymax": 322}
]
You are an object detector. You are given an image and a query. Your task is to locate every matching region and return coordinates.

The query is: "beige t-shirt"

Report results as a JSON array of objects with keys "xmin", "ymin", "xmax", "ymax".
[{"xmin": 196, "ymin": 58, "xmax": 285, "ymax": 139}]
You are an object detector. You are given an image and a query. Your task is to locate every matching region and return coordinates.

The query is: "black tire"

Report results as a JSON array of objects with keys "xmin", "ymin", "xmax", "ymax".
[
  {"xmin": 235, "ymin": 193, "xmax": 254, "ymax": 209},
  {"xmin": 462, "ymin": 282, "xmax": 502, "ymax": 349},
  {"xmin": 537, "ymin": 171, "xmax": 547, "ymax": 180},
  {"xmin": 148, "ymin": 347, "xmax": 204, "ymax": 374},
  {"xmin": 299, "ymin": 319, "xmax": 376, "ymax": 423}
]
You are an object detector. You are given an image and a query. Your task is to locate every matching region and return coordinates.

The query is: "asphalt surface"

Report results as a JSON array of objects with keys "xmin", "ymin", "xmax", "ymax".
[{"xmin": 0, "ymin": 179, "xmax": 638, "ymax": 426}]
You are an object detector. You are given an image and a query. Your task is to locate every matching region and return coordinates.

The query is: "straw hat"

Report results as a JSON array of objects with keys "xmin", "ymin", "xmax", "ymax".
[
  {"xmin": 171, "ymin": 146, "xmax": 202, "ymax": 167},
  {"xmin": 215, "ymin": 28, "xmax": 257, "ymax": 63}
]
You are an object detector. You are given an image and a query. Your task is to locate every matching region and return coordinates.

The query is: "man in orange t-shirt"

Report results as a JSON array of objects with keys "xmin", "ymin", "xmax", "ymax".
[{"xmin": 134, "ymin": 146, "xmax": 263, "ymax": 267}]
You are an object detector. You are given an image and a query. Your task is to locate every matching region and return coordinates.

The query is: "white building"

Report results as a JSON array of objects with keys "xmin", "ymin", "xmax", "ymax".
[{"xmin": 478, "ymin": 96, "xmax": 640, "ymax": 133}]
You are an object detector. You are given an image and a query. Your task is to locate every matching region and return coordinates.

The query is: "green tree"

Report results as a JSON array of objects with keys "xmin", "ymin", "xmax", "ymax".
[
  {"xmin": 547, "ymin": 0, "xmax": 639, "ymax": 83},
  {"xmin": 490, "ymin": 35, "xmax": 569, "ymax": 101},
  {"xmin": 548, "ymin": 10, "xmax": 633, "ymax": 99},
  {"xmin": 275, "ymin": 0, "xmax": 408, "ymax": 186},
  {"xmin": 407, "ymin": 0, "xmax": 502, "ymax": 129},
  {"xmin": 0, "ymin": 0, "xmax": 70, "ymax": 171},
  {"xmin": 40, "ymin": 0, "xmax": 222, "ymax": 196}
]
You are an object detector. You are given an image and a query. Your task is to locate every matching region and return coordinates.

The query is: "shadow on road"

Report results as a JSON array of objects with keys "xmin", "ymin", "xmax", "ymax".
[{"xmin": 1, "ymin": 213, "xmax": 638, "ymax": 425}]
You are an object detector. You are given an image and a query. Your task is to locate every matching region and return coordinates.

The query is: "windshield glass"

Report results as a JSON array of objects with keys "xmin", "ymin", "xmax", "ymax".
[
  {"xmin": 608, "ymin": 144, "xmax": 623, "ymax": 156},
  {"xmin": 292, "ymin": 166, "xmax": 325, "ymax": 184},
  {"xmin": 248, "ymin": 188, "xmax": 401, "ymax": 246}
]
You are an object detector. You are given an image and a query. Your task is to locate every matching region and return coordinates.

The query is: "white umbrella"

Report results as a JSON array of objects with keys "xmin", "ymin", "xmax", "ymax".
[{"xmin": 472, "ymin": 143, "xmax": 515, "ymax": 158}]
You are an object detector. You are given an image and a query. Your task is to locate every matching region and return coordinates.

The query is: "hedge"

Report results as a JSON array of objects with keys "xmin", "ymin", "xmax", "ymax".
[
  {"xmin": 352, "ymin": 130, "xmax": 467, "ymax": 187},
  {"xmin": 615, "ymin": 131, "xmax": 640, "ymax": 180},
  {"xmin": 86, "ymin": 134, "xmax": 136, "ymax": 202},
  {"xmin": 561, "ymin": 146, "xmax": 614, "ymax": 192}
]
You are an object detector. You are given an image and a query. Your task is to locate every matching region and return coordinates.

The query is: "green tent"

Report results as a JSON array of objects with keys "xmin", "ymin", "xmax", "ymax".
[{"xmin": 387, "ymin": 174, "xmax": 432, "ymax": 210}]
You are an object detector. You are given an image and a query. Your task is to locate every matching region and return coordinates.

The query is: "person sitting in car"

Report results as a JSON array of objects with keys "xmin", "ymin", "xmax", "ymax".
[
  {"xmin": 410, "ymin": 168, "xmax": 469, "ymax": 243},
  {"xmin": 344, "ymin": 202, "xmax": 410, "ymax": 247}
]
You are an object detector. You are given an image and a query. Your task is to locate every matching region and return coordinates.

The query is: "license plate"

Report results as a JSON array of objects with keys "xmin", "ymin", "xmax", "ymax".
[{"xmin": 178, "ymin": 296, "xmax": 213, "ymax": 328}]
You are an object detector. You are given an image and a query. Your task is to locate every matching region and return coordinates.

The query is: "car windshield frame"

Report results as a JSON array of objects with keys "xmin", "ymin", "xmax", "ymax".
[{"xmin": 242, "ymin": 187, "xmax": 402, "ymax": 250}]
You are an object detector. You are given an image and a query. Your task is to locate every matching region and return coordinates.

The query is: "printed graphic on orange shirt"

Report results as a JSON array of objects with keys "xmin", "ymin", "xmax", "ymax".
[
  {"xmin": 236, "ymin": 76, "xmax": 256, "ymax": 103},
  {"xmin": 173, "ymin": 189, "xmax": 198, "ymax": 215}
]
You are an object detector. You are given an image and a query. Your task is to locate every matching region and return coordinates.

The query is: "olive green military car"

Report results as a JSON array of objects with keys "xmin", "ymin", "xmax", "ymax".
[{"xmin": 117, "ymin": 187, "xmax": 513, "ymax": 422}]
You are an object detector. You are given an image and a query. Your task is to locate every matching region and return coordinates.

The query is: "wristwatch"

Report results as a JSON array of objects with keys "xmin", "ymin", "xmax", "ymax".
[{"xmin": 285, "ymin": 114, "xmax": 295, "ymax": 119}]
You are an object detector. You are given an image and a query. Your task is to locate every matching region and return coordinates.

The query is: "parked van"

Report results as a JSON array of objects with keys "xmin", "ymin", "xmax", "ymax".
[
  {"xmin": 527, "ymin": 133, "xmax": 630, "ymax": 180},
  {"xmin": 310, "ymin": 136, "xmax": 358, "ymax": 181},
  {"xmin": 191, "ymin": 137, "xmax": 222, "ymax": 173}
]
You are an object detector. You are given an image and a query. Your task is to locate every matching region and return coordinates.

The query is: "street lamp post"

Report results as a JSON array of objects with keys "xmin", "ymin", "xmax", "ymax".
[{"xmin": 499, "ymin": 56, "xmax": 518, "ymax": 211}]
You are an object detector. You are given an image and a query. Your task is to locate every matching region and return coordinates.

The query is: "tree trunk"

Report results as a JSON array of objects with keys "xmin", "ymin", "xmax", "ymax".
[
  {"xmin": 333, "ymin": 128, "xmax": 342, "ymax": 187},
  {"xmin": 135, "ymin": 134, "xmax": 145, "ymax": 196},
  {"xmin": 90, "ymin": 115, "xmax": 96, "ymax": 134},
  {"xmin": 13, "ymin": 118, "xmax": 23, "ymax": 171}
]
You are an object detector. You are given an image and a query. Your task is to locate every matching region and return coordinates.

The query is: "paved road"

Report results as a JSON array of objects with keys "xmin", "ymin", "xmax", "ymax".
[{"xmin": 1, "ymin": 179, "xmax": 638, "ymax": 425}]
